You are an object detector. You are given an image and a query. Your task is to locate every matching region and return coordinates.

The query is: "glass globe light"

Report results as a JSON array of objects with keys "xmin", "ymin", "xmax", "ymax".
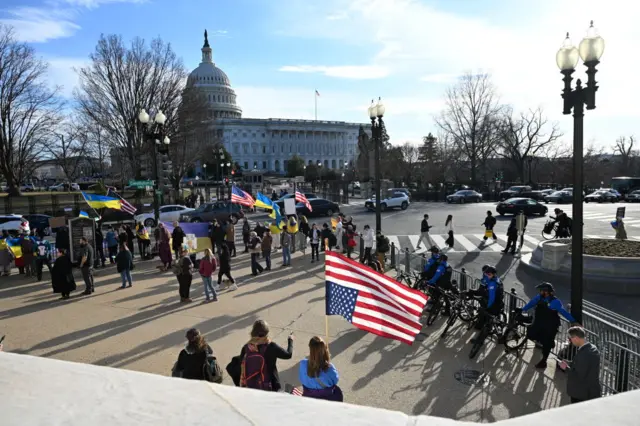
[
  {"xmin": 556, "ymin": 33, "xmax": 580, "ymax": 71},
  {"xmin": 579, "ymin": 21, "xmax": 605, "ymax": 62},
  {"xmin": 375, "ymin": 98, "xmax": 385, "ymax": 117},
  {"xmin": 368, "ymin": 100, "xmax": 376, "ymax": 119},
  {"xmin": 138, "ymin": 109, "xmax": 149, "ymax": 123},
  {"xmin": 154, "ymin": 110, "xmax": 167, "ymax": 125},
  {"xmin": 163, "ymin": 136, "xmax": 170, "ymax": 145}
]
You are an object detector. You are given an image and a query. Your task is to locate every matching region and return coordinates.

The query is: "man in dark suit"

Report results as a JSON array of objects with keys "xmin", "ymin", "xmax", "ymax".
[{"xmin": 562, "ymin": 326, "xmax": 602, "ymax": 404}]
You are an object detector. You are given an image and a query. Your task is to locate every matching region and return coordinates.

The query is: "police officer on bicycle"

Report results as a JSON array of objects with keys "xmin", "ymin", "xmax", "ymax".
[
  {"xmin": 515, "ymin": 282, "xmax": 576, "ymax": 369},
  {"xmin": 425, "ymin": 254, "xmax": 453, "ymax": 314},
  {"xmin": 420, "ymin": 246, "xmax": 440, "ymax": 281},
  {"xmin": 469, "ymin": 266, "xmax": 504, "ymax": 335}
]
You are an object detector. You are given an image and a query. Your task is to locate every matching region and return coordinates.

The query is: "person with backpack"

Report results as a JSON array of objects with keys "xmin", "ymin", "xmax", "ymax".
[
  {"xmin": 115, "ymin": 243, "xmax": 134, "ymax": 289},
  {"xmin": 242, "ymin": 218, "xmax": 251, "ymax": 253},
  {"xmin": 261, "ymin": 230, "xmax": 273, "ymax": 271},
  {"xmin": 172, "ymin": 328, "xmax": 222, "ymax": 383},
  {"xmin": 309, "ymin": 223, "xmax": 320, "ymax": 263},
  {"xmin": 298, "ymin": 336, "xmax": 343, "ymax": 402},
  {"xmin": 199, "ymin": 248, "xmax": 217, "ymax": 302},
  {"xmin": 175, "ymin": 247, "xmax": 194, "ymax": 303},
  {"xmin": 249, "ymin": 231, "xmax": 264, "ymax": 276},
  {"xmin": 217, "ymin": 244, "xmax": 238, "ymax": 291},
  {"xmin": 239, "ymin": 319, "xmax": 294, "ymax": 392}
]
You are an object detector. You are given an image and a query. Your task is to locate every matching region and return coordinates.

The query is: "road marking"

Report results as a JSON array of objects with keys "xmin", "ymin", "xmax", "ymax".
[
  {"xmin": 430, "ymin": 234, "xmax": 450, "ymax": 251},
  {"xmin": 408, "ymin": 235, "xmax": 428, "ymax": 254},
  {"xmin": 455, "ymin": 235, "xmax": 479, "ymax": 252},
  {"xmin": 475, "ymin": 234, "xmax": 503, "ymax": 252},
  {"xmin": 522, "ymin": 235, "xmax": 541, "ymax": 246},
  {"xmin": 387, "ymin": 235, "xmax": 401, "ymax": 251}
]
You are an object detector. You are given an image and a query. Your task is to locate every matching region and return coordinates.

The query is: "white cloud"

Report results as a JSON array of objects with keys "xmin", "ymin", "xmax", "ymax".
[
  {"xmin": 61, "ymin": 0, "xmax": 147, "ymax": 8},
  {"xmin": 327, "ymin": 12, "xmax": 348, "ymax": 20},
  {"xmin": 47, "ymin": 57, "xmax": 88, "ymax": 98},
  {"xmin": 0, "ymin": 7, "xmax": 79, "ymax": 42},
  {"xmin": 420, "ymin": 74, "xmax": 460, "ymax": 84},
  {"xmin": 279, "ymin": 65, "xmax": 389, "ymax": 79},
  {"xmin": 269, "ymin": 0, "xmax": 640, "ymax": 147}
]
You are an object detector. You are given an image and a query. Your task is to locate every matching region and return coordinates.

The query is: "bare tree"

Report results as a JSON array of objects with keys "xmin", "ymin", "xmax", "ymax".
[
  {"xmin": 167, "ymin": 84, "xmax": 214, "ymax": 190},
  {"xmin": 399, "ymin": 142, "xmax": 418, "ymax": 183},
  {"xmin": 0, "ymin": 24, "xmax": 62, "ymax": 195},
  {"xmin": 74, "ymin": 34, "xmax": 187, "ymax": 179},
  {"xmin": 496, "ymin": 107, "xmax": 563, "ymax": 182},
  {"xmin": 40, "ymin": 120, "xmax": 91, "ymax": 181},
  {"xmin": 435, "ymin": 72, "xmax": 502, "ymax": 185},
  {"xmin": 612, "ymin": 136, "xmax": 638, "ymax": 176},
  {"xmin": 539, "ymin": 141, "xmax": 571, "ymax": 184}
]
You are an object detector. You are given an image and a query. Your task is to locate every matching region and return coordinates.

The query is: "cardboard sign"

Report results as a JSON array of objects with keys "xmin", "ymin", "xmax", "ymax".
[
  {"xmin": 49, "ymin": 216, "xmax": 66, "ymax": 229},
  {"xmin": 616, "ymin": 207, "xmax": 626, "ymax": 219},
  {"xmin": 68, "ymin": 218, "xmax": 96, "ymax": 264},
  {"xmin": 284, "ymin": 198, "xmax": 297, "ymax": 215}
]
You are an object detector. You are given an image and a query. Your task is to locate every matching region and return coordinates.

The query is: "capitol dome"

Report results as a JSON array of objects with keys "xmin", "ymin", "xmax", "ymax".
[{"xmin": 188, "ymin": 30, "xmax": 242, "ymax": 119}]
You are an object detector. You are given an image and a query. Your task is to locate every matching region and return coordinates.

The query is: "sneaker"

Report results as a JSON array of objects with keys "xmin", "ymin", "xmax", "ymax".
[
  {"xmin": 535, "ymin": 360, "xmax": 548, "ymax": 369},
  {"xmin": 127, "ymin": 284, "xmax": 132, "ymax": 288},
  {"xmin": 229, "ymin": 284, "xmax": 239, "ymax": 291},
  {"xmin": 213, "ymin": 285, "xmax": 221, "ymax": 291}
]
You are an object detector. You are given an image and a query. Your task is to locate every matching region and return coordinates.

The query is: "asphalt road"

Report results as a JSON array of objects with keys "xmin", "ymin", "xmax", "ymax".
[{"xmin": 336, "ymin": 199, "xmax": 640, "ymax": 321}]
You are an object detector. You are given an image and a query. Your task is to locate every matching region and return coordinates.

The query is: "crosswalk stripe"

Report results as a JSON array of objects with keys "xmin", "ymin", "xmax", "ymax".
[
  {"xmin": 522, "ymin": 235, "xmax": 541, "ymax": 246},
  {"xmin": 387, "ymin": 235, "xmax": 401, "ymax": 251},
  {"xmin": 475, "ymin": 234, "xmax": 503, "ymax": 252},
  {"xmin": 430, "ymin": 234, "xmax": 449, "ymax": 251},
  {"xmin": 456, "ymin": 235, "xmax": 480, "ymax": 252},
  {"xmin": 408, "ymin": 235, "xmax": 427, "ymax": 254}
]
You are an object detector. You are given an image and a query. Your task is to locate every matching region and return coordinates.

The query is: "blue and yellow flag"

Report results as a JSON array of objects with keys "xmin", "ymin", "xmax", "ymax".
[
  {"xmin": 269, "ymin": 202, "xmax": 283, "ymax": 221},
  {"xmin": 255, "ymin": 192, "xmax": 274, "ymax": 210},
  {"xmin": 1, "ymin": 237, "xmax": 23, "ymax": 258},
  {"xmin": 79, "ymin": 210, "xmax": 89, "ymax": 218},
  {"xmin": 82, "ymin": 192, "xmax": 121, "ymax": 210},
  {"xmin": 163, "ymin": 222, "xmax": 212, "ymax": 254}
]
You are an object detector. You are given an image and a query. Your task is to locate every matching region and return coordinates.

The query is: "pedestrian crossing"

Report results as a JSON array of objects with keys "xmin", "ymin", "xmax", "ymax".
[
  {"xmin": 581, "ymin": 212, "xmax": 640, "ymax": 227},
  {"xmin": 385, "ymin": 233, "xmax": 640, "ymax": 254}
]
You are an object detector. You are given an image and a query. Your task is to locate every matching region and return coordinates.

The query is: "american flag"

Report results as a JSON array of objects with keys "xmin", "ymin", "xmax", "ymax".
[
  {"xmin": 231, "ymin": 186, "xmax": 255, "ymax": 207},
  {"xmin": 291, "ymin": 386, "xmax": 303, "ymax": 396},
  {"xmin": 295, "ymin": 191, "xmax": 312, "ymax": 212},
  {"xmin": 325, "ymin": 251, "xmax": 428, "ymax": 345},
  {"xmin": 107, "ymin": 189, "xmax": 137, "ymax": 215}
]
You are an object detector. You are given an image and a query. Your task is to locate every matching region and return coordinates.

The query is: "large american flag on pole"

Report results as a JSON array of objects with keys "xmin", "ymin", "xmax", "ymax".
[
  {"xmin": 231, "ymin": 186, "xmax": 255, "ymax": 207},
  {"xmin": 295, "ymin": 190, "xmax": 312, "ymax": 212},
  {"xmin": 325, "ymin": 251, "xmax": 428, "ymax": 345},
  {"xmin": 107, "ymin": 189, "xmax": 137, "ymax": 215}
]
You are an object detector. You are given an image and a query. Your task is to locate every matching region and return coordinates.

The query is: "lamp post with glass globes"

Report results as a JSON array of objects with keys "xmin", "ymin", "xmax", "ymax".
[
  {"xmin": 138, "ymin": 108, "xmax": 169, "ymax": 224},
  {"xmin": 555, "ymin": 21, "xmax": 605, "ymax": 323},
  {"xmin": 215, "ymin": 147, "xmax": 224, "ymax": 198},
  {"xmin": 203, "ymin": 163, "xmax": 207, "ymax": 181},
  {"xmin": 368, "ymin": 97, "xmax": 385, "ymax": 233}
]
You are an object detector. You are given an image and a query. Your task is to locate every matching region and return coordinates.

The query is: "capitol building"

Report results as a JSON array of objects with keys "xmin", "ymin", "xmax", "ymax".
[{"xmin": 190, "ymin": 31, "xmax": 366, "ymax": 174}]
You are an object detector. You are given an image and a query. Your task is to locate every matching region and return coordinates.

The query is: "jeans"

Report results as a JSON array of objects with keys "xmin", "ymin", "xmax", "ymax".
[
  {"xmin": 311, "ymin": 243, "xmax": 319, "ymax": 261},
  {"xmin": 81, "ymin": 266, "xmax": 94, "ymax": 293},
  {"xmin": 201, "ymin": 275, "xmax": 217, "ymax": 300},
  {"xmin": 120, "ymin": 269, "xmax": 132, "ymax": 287},
  {"xmin": 251, "ymin": 252, "xmax": 264, "ymax": 275},
  {"xmin": 282, "ymin": 246, "xmax": 291, "ymax": 265},
  {"xmin": 362, "ymin": 247, "xmax": 372, "ymax": 264},
  {"xmin": 263, "ymin": 249, "xmax": 271, "ymax": 270},
  {"xmin": 298, "ymin": 233, "xmax": 307, "ymax": 251},
  {"xmin": 108, "ymin": 245, "xmax": 118, "ymax": 263}
]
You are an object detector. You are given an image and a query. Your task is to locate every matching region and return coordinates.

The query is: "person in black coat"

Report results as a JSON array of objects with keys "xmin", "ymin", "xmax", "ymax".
[
  {"xmin": 217, "ymin": 244, "xmax": 237, "ymax": 290},
  {"xmin": 172, "ymin": 222, "xmax": 185, "ymax": 259},
  {"xmin": 55, "ymin": 226, "xmax": 69, "ymax": 251},
  {"xmin": 125, "ymin": 225, "xmax": 136, "ymax": 257},
  {"xmin": 51, "ymin": 248, "xmax": 76, "ymax": 299},
  {"xmin": 237, "ymin": 320, "xmax": 293, "ymax": 391},
  {"xmin": 172, "ymin": 328, "xmax": 214, "ymax": 381},
  {"xmin": 94, "ymin": 227, "xmax": 106, "ymax": 268}
]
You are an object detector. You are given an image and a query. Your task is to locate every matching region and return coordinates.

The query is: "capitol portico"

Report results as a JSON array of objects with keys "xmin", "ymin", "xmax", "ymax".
[{"xmin": 189, "ymin": 30, "xmax": 366, "ymax": 174}]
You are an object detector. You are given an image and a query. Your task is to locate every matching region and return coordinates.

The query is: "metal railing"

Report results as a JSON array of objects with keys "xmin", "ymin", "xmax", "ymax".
[{"xmin": 386, "ymin": 242, "xmax": 640, "ymax": 396}]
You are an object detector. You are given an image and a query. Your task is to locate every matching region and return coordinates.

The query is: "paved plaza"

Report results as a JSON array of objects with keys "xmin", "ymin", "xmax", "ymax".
[{"xmin": 0, "ymin": 248, "xmax": 572, "ymax": 422}]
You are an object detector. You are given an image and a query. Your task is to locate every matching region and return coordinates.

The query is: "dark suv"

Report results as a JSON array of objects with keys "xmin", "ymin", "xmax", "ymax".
[
  {"xmin": 499, "ymin": 185, "xmax": 534, "ymax": 201},
  {"xmin": 179, "ymin": 201, "xmax": 244, "ymax": 224}
]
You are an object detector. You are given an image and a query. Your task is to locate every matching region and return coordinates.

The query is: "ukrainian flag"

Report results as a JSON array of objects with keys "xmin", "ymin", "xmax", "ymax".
[
  {"xmin": 163, "ymin": 222, "xmax": 212, "ymax": 254},
  {"xmin": 269, "ymin": 202, "xmax": 282, "ymax": 221},
  {"xmin": 255, "ymin": 192, "xmax": 274, "ymax": 210},
  {"xmin": 1, "ymin": 237, "xmax": 23, "ymax": 258},
  {"xmin": 82, "ymin": 192, "xmax": 122, "ymax": 210},
  {"xmin": 79, "ymin": 210, "xmax": 89, "ymax": 218}
]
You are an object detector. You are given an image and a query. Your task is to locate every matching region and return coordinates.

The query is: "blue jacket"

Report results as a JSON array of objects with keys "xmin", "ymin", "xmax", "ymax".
[
  {"xmin": 480, "ymin": 275, "xmax": 489, "ymax": 287},
  {"xmin": 522, "ymin": 294, "xmax": 576, "ymax": 322},
  {"xmin": 428, "ymin": 261, "xmax": 448, "ymax": 285},
  {"xmin": 298, "ymin": 359, "xmax": 339, "ymax": 390},
  {"xmin": 423, "ymin": 254, "xmax": 440, "ymax": 272},
  {"xmin": 105, "ymin": 231, "xmax": 118, "ymax": 247},
  {"xmin": 485, "ymin": 276, "xmax": 503, "ymax": 308}
]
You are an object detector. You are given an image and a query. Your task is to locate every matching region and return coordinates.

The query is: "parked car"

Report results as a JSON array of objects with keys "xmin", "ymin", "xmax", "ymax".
[
  {"xmin": 24, "ymin": 214, "xmax": 53, "ymax": 236},
  {"xmin": 274, "ymin": 193, "xmax": 317, "ymax": 211},
  {"xmin": 179, "ymin": 201, "xmax": 244, "ymax": 224},
  {"xmin": 496, "ymin": 198, "xmax": 548, "ymax": 216},
  {"xmin": 134, "ymin": 205, "xmax": 194, "ymax": 227},
  {"xmin": 544, "ymin": 191, "xmax": 573, "ymax": 204},
  {"xmin": 499, "ymin": 185, "xmax": 533, "ymax": 201},
  {"xmin": 598, "ymin": 188, "xmax": 622, "ymax": 201},
  {"xmin": 585, "ymin": 190, "xmax": 617, "ymax": 203},
  {"xmin": 295, "ymin": 198, "xmax": 340, "ymax": 217},
  {"xmin": 539, "ymin": 189, "xmax": 556, "ymax": 197},
  {"xmin": 365, "ymin": 191, "xmax": 410, "ymax": 211},
  {"xmin": 625, "ymin": 190, "xmax": 640, "ymax": 202},
  {"xmin": 20, "ymin": 183, "xmax": 36, "ymax": 192},
  {"xmin": 0, "ymin": 214, "xmax": 31, "ymax": 235},
  {"xmin": 446, "ymin": 190, "xmax": 482, "ymax": 203},
  {"xmin": 49, "ymin": 182, "xmax": 80, "ymax": 192},
  {"xmin": 389, "ymin": 188, "xmax": 411, "ymax": 200}
]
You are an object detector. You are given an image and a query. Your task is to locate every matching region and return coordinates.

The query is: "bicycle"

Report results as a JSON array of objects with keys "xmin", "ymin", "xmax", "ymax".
[
  {"xmin": 396, "ymin": 270, "xmax": 422, "ymax": 288},
  {"xmin": 425, "ymin": 282, "xmax": 459, "ymax": 326},
  {"xmin": 440, "ymin": 290, "xmax": 479, "ymax": 338},
  {"xmin": 502, "ymin": 308, "xmax": 533, "ymax": 353},
  {"xmin": 541, "ymin": 220, "xmax": 571, "ymax": 240},
  {"xmin": 469, "ymin": 307, "xmax": 508, "ymax": 359}
]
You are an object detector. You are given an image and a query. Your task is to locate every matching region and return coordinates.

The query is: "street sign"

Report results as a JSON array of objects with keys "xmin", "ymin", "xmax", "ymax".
[
  {"xmin": 128, "ymin": 179, "xmax": 154, "ymax": 188},
  {"xmin": 616, "ymin": 207, "xmax": 626, "ymax": 218}
]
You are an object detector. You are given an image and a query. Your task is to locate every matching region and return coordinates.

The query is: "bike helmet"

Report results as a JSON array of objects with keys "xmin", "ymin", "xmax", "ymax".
[
  {"xmin": 481, "ymin": 264, "xmax": 492, "ymax": 273},
  {"xmin": 483, "ymin": 266, "xmax": 497, "ymax": 275},
  {"xmin": 439, "ymin": 254, "xmax": 448, "ymax": 262},
  {"xmin": 536, "ymin": 282, "xmax": 555, "ymax": 292},
  {"xmin": 428, "ymin": 246, "xmax": 440, "ymax": 253}
]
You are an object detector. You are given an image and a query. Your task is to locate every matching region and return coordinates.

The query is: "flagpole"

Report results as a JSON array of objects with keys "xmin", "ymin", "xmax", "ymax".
[
  {"xmin": 314, "ymin": 90, "xmax": 317, "ymax": 121},
  {"xmin": 324, "ymin": 238, "xmax": 330, "ymax": 344}
]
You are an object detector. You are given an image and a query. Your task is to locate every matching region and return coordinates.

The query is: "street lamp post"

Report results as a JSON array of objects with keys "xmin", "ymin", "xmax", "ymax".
[
  {"xmin": 317, "ymin": 161, "xmax": 323, "ymax": 196},
  {"xmin": 138, "ymin": 108, "xmax": 169, "ymax": 224},
  {"xmin": 555, "ymin": 21, "xmax": 605, "ymax": 324},
  {"xmin": 215, "ymin": 147, "xmax": 224, "ymax": 199},
  {"xmin": 368, "ymin": 98, "xmax": 386, "ymax": 233},
  {"xmin": 203, "ymin": 163, "xmax": 207, "ymax": 181},
  {"xmin": 527, "ymin": 157, "xmax": 533, "ymax": 185}
]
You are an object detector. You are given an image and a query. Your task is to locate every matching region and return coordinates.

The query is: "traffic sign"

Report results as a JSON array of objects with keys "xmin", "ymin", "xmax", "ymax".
[
  {"xmin": 616, "ymin": 207, "xmax": 626, "ymax": 218},
  {"xmin": 128, "ymin": 179, "xmax": 154, "ymax": 188}
]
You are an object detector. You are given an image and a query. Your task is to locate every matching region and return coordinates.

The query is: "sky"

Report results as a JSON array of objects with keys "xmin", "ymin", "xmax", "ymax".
[{"xmin": 2, "ymin": 0, "xmax": 638, "ymax": 151}]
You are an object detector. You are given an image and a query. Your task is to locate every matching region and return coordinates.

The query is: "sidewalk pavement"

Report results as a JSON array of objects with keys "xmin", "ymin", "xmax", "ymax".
[{"xmin": 0, "ymin": 249, "xmax": 570, "ymax": 422}]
